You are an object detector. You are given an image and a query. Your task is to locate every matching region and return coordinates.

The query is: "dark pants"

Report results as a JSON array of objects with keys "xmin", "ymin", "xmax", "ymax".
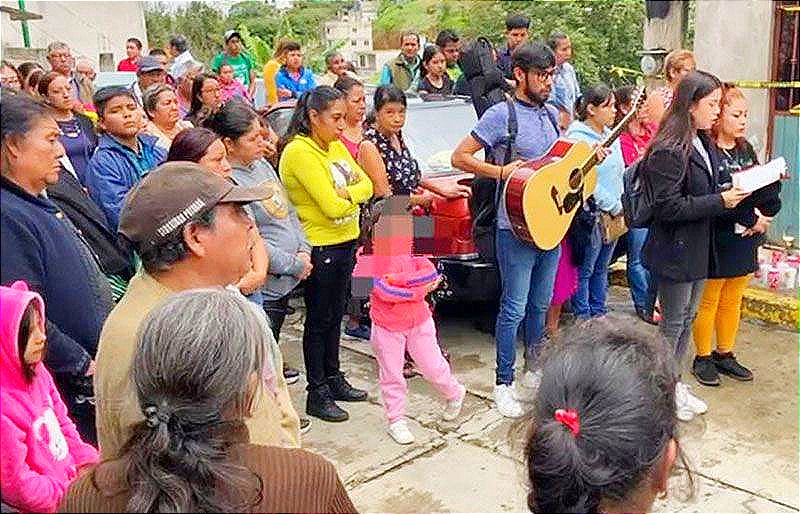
[
  {"xmin": 55, "ymin": 374, "xmax": 97, "ymax": 445},
  {"xmin": 264, "ymin": 294, "xmax": 291, "ymax": 343},
  {"xmin": 303, "ymin": 240, "xmax": 358, "ymax": 392}
]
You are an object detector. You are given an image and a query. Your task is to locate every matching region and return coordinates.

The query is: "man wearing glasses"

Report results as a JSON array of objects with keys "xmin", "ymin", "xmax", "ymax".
[
  {"xmin": 451, "ymin": 42, "xmax": 561, "ymax": 420},
  {"xmin": 47, "ymin": 42, "xmax": 85, "ymax": 105}
]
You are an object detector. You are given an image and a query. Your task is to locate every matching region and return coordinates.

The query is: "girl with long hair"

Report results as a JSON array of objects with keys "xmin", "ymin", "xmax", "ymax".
[
  {"xmin": 279, "ymin": 86, "xmax": 373, "ymax": 422},
  {"xmin": 641, "ymin": 70, "xmax": 750, "ymax": 421}
]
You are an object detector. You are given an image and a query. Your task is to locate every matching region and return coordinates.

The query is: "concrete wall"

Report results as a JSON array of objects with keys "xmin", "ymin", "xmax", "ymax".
[
  {"xmin": 1, "ymin": 0, "xmax": 147, "ymax": 71},
  {"xmin": 693, "ymin": 0, "xmax": 774, "ymax": 162}
]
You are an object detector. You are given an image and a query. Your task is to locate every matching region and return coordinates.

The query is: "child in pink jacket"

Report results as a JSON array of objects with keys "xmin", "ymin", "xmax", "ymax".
[
  {"xmin": 353, "ymin": 196, "xmax": 465, "ymax": 445},
  {"xmin": 0, "ymin": 281, "xmax": 99, "ymax": 513}
]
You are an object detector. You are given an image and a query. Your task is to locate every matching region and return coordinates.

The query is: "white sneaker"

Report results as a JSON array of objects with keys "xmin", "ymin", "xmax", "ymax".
[
  {"xmin": 443, "ymin": 385, "xmax": 466, "ymax": 421},
  {"xmin": 494, "ymin": 384, "xmax": 524, "ymax": 418},
  {"xmin": 513, "ymin": 370, "xmax": 542, "ymax": 403},
  {"xmin": 387, "ymin": 419, "xmax": 415, "ymax": 445},
  {"xmin": 679, "ymin": 381, "xmax": 708, "ymax": 415},
  {"xmin": 674, "ymin": 383, "xmax": 695, "ymax": 422}
]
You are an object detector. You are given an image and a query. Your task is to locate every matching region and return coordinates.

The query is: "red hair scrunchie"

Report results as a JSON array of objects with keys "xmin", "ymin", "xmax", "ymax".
[{"xmin": 554, "ymin": 408, "xmax": 580, "ymax": 437}]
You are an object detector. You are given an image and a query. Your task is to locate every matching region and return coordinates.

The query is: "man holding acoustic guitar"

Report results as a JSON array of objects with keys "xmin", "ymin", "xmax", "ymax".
[{"xmin": 452, "ymin": 42, "xmax": 610, "ymax": 418}]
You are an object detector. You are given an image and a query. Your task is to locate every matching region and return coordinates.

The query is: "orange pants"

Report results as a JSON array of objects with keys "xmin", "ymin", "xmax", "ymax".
[{"xmin": 692, "ymin": 275, "xmax": 751, "ymax": 357}]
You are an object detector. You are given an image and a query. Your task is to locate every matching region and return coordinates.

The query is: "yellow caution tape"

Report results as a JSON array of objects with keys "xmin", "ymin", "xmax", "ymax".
[
  {"xmin": 790, "ymin": 104, "xmax": 800, "ymax": 115},
  {"xmin": 731, "ymin": 81, "xmax": 800, "ymax": 89}
]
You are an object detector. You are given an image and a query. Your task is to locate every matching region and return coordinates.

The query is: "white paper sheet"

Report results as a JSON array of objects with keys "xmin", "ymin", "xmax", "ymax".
[{"xmin": 731, "ymin": 157, "xmax": 787, "ymax": 193}]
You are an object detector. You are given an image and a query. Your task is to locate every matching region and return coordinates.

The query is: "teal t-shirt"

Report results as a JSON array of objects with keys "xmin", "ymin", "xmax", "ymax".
[{"xmin": 211, "ymin": 52, "xmax": 254, "ymax": 87}]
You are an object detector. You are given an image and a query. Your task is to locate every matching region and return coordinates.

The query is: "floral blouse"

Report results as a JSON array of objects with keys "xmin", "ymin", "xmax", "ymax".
[{"xmin": 363, "ymin": 126, "xmax": 421, "ymax": 195}]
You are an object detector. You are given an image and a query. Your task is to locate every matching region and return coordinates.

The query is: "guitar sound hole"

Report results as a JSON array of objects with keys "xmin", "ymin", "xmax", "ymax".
[{"xmin": 568, "ymin": 168, "xmax": 582, "ymax": 189}]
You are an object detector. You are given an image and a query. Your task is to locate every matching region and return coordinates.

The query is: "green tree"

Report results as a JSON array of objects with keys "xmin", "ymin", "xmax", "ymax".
[
  {"xmin": 374, "ymin": 0, "xmax": 646, "ymax": 87},
  {"xmin": 144, "ymin": 1, "xmax": 227, "ymax": 64}
]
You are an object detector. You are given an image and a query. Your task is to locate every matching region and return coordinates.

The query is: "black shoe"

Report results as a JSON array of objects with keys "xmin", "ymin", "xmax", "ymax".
[
  {"xmin": 328, "ymin": 374, "xmax": 368, "ymax": 402},
  {"xmin": 283, "ymin": 365, "xmax": 301, "ymax": 385},
  {"xmin": 692, "ymin": 356, "xmax": 721, "ymax": 386},
  {"xmin": 635, "ymin": 307, "xmax": 658, "ymax": 326},
  {"xmin": 306, "ymin": 386, "xmax": 349, "ymax": 422},
  {"xmin": 299, "ymin": 417, "xmax": 312, "ymax": 434},
  {"xmin": 713, "ymin": 351, "xmax": 753, "ymax": 381}
]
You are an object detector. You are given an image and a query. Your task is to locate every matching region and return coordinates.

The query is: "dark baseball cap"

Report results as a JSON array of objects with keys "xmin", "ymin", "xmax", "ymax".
[
  {"xmin": 119, "ymin": 161, "xmax": 267, "ymax": 251},
  {"xmin": 224, "ymin": 30, "xmax": 242, "ymax": 43},
  {"xmin": 137, "ymin": 55, "xmax": 164, "ymax": 75}
]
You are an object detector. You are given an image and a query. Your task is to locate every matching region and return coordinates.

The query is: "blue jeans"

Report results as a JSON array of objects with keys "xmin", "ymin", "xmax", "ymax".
[
  {"xmin": 627, "ymin": 227, "xmax": 656, "ymax": 315},
  {"xmin": 573, "ymin": 220, "xmax": 617, "ymax": 318},
  {"xmin": 495, "ymin": 229, "xmax": 560, "ymax": 385}
]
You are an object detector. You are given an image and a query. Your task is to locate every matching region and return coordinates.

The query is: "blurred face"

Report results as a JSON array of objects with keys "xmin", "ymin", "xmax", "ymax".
[
  {"xmin": 554, "ymin": 37, "xmax": 572, "ymax": 65},
  {"xmin": 47, "ymin": 47, "xmax": 72, "ymax": 75},
  {"xmin": 669, "ymin": 60, "xmax": 696, "ymax": 86},
  {"xmin": 75, "ymin": 62, "xmax": 95, "ymax": 82},
  {"xmin": 152, "ymin": 53, "xmax": 169, "ymax": 68},
  {"xmin": 716, "ymin": 97, "xmax": 748, "ymax": 140},
  {"xmin": 199, "ymin": 78, "xmax": 222, "ymax": 109},
  {"xmin": 516, "ymin": 66, "xmax": 555, "ymax": 104},
  {"xmin": 224, "ymin": 118, "xmax": 264, "ymax": 166},
  {"xmin": 151, "ymin": 89, "xmax": 180, "ymax": 127},
  {"xmin": 588, "ymin": 94, "xmax": 617, "ymax": 128},
  {"xmin": 373, "ymin": 210, "xmax": 414, "ymax": 256},
  {"xmin": 401, "ymin": 36, "xmax": 419, "ymax": 60},
  {"xmin": 285, "ymin": 50, "xmax": 302, "ymax": 71},
  {"xmin": 310, "ymin": 98, "xmax": 347, "ymax": 144},
  {"xmin": 219, "ymin": 65, "xmax": 235, "ymax": 84},
  {"xmin": 426, "ymin": 51, "xmax": 447, "ymax": 77},
  {"xmin": 198, "ymin": 139, "xmax": 232, "ymax": 178},
  {"xmin": 1, "ymin": 65, "xmax": 20, "ymax": 91},
  {"xmin": 328, "ymin": 54, "xmax": 346, "ymax": 75},
  {"xmin": 23, "ymin": 308, "xmax": 47, "ymax": 366},
  {"xmin": 139, "ymin": 69, "xmax": 167, "ymax": 90},
  {"xmin": 441, "ymin": 41, "xmax": 460, "ymax": 66},
  {"xmin": 100, "ymin": 95, "xmax": 142, "ymax": 138},
  {"xmin": 690, "ymin": 87, "xmax": 722, "ymax": 130},
  {"xmin": 506, "ymin": 28, "xmax": 528, "ymax": 50},
  {"xmin": 126, "ymin": 41, "xmax": 141, "ymax": 60},
  {"xmin": 344, "ymin": 84, "xmax": 366, "ymax": 124},
  {"xmin": 2, "ymin": 116, "xmax": 64, "ymax": 195},
  {"xmin": 193, "ymin": 203, "xmax": 255, "ymax": 285},
  {"xmin": 46, "ymin": 75, "xmax": 74, "ymax": 111},
  {"xmin": 376, "ymin": 101, "xmax": 406, "ymax": 135},
  {"xmin": 226, "ymin": 36, "xmax": 242, "ymax": 56}
]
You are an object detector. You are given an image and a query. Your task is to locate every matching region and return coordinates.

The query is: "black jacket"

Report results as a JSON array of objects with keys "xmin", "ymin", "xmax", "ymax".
[
  {"xmin": 47, "ymin": 166, "xmax": 135, "ymax": 279},
  {"xmin": 643, "ymin": 133, "xmax": 737, "ymax": 282},
  {"xmin": 710, "ymin": 141, "xmax": 782, "ymax": 278}
]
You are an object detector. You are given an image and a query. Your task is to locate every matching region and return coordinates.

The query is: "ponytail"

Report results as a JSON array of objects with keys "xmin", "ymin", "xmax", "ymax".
[
  {"xmin": 525, "ymin": 319, "xmax": 685, "ymax": 514},
  {"xmin": 279, "ymin": 85, "xmax": 343, "ymax": 152},
  {"xmin": 114, "ymin": 289, "xmax": 269, "ymax": 513}
]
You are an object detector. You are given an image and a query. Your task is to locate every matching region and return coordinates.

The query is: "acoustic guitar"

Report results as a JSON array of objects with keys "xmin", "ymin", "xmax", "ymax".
[{"xmin": 504, "ymin": 87, "xmax": 646, "ymax": 250}]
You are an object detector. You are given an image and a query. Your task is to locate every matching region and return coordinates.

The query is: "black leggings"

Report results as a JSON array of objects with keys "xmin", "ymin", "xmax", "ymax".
[{"xmin": 302, "ymin": 240, "xmax": 358, "ymax": 391}]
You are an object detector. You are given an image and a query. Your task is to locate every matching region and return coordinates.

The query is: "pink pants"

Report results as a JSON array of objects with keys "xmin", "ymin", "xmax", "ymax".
[{"xmin": 371, "ymin": 317, "xmax": 463, "ymax": 423}]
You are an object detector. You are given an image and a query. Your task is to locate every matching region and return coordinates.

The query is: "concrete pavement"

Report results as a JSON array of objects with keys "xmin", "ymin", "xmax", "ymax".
[{"xmin": 279, "ymin": 286, "xmax": 799, "ymax": 513}]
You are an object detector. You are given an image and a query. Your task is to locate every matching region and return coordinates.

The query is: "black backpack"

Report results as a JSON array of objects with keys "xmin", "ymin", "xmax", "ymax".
[
  {"xmin": 458, "ymin": 37, "xmax": 510, "ymax": 118},
  {"xmin": 621, "ymin": 158, "xmax": 654, "ymax": 228},
  {"xmin": 469, "ymin": 97, "xmax": 559, "ymax": 263}
]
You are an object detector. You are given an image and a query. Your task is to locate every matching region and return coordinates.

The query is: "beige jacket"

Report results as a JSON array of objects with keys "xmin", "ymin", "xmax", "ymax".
[{"xmin": 94, "ymin": 272, "xmax": 301, "ymax": 459}]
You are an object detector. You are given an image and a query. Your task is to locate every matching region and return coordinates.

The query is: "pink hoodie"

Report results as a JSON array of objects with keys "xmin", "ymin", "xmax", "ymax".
[
  {"xmin": 353, "ymin": 251, "xmax": 440, "ymax": 332},
  {"xmin": 0, "ymin": 281, "xmax": 98, "ymax": 513}
]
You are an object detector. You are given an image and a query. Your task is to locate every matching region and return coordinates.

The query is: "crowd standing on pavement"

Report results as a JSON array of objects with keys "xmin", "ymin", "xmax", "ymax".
[{"xmin": 0, "ymin": 10, "xmax": 785, "ymax": 513}]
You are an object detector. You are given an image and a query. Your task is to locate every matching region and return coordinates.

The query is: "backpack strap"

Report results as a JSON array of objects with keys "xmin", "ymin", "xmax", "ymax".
[{"xmin": 503, "ymin": 94, "xmax": 518, "ymax": 164}]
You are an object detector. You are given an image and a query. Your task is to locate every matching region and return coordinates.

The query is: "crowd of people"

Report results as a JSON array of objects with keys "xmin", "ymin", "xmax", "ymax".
[{"xmin": 0, "ymin": 10, "xmax": 784, "ymax": 514}]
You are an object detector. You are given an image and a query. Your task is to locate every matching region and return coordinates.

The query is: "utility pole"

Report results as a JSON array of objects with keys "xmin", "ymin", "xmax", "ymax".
[{"xmin": 639, "ymin": 0, "xmax": 689, "ymax": 83}]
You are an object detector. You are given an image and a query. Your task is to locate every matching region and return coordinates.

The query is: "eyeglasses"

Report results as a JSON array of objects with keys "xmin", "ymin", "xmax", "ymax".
[
  {"xmin": 535, "ymin": 68, "xmax": 556, "ymax": 80},
  {"xmin": 49, "ymin": 53, "xmax": 71, "ymax": 61}
]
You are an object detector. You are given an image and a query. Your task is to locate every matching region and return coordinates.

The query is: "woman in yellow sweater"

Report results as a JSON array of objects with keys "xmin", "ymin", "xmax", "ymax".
[{"xmin": 279, "ymin": 86, "xmax": 374, "ymax": 423}]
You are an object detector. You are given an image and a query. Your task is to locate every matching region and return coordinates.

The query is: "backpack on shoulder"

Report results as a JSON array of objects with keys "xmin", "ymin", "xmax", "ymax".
[{"xmin": 621, "ymin": 159, "xmax": 655, "ymax": 229}]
